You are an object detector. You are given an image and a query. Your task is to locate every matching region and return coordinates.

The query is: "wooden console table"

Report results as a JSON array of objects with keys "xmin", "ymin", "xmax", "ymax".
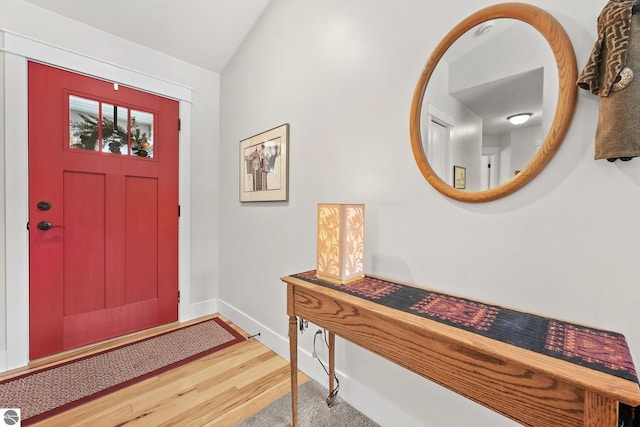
[{"xmin": 282, "ymin": 271, "xmax": 640, "ymax": 427}]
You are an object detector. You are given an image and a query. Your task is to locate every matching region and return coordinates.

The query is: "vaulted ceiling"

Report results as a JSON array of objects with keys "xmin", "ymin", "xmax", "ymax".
[{"xmin": 23, "ymin": 0, "xmax": 271, "ymax": 73}]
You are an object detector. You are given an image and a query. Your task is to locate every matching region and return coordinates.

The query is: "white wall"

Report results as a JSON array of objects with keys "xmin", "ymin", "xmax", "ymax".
[
  {"xmin": 0, "ymin": 0, "xmax": 221, "ymax": 359},
  {"xmin": 511, "ymin": 125, "xmax": 544, "ymax": 174},
  {"xmin": 220, "ymin": 0, "xmax": 640, "ymax": 426},
  {"xmin": 450, "ymin": 107, "xmax": 482, "ymax": 191},
  {"xmin": 499, "ymin": 134, "xmax": 513, "ymax": 186},
  {"xmin": 0, "ymin": 27, "xmax": 5, "ymax": 369}
]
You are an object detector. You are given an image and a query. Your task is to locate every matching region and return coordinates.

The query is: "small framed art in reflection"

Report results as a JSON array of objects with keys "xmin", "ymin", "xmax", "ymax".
[{"xmin": 453, "ymin": 165, "xmax": 466, "ymax": 189}]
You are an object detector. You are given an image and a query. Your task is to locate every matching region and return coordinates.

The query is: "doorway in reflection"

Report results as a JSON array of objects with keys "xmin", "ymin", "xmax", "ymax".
[{"xmin": 428, "ymin": 119, "xmax": 451, "ymax": 184}]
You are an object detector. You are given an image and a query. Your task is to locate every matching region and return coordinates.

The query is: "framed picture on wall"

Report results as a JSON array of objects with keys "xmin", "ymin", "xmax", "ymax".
[
  {"xmin": 453, "ymin": 165, "xmax": 466, "ymax": 189},
  {"xmin": 239, "ymin": 123, "xmax": 289, "ymax": 202}
]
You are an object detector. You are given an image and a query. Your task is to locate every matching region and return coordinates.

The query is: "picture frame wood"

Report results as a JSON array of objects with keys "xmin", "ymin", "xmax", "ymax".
[
  {"xmin": 453, "ymin": 165, "xmax": 466, "ymax": 189},
  {"xmin": 239, "ymin": 123, "xmax": 289, "ymax": 202}
]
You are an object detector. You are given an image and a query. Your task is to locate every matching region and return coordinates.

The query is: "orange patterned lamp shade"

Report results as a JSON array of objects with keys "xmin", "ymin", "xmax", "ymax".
[{"xmin": 316, "ymin": 203, "xmax": 365, "ymax": 284}]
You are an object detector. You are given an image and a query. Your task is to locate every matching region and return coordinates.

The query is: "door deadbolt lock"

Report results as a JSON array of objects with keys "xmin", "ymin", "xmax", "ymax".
[{"xmin": 37, "ymin": 201, "xmax": 52, "ymax": 211}]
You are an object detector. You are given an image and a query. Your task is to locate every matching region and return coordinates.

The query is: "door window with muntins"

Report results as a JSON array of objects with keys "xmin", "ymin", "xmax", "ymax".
[{"xmin": 69, "ymin": 95, "xmax": 155, "ymax": 158}]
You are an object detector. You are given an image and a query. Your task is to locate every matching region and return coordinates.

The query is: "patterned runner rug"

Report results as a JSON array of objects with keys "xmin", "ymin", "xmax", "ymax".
[{"xmin": 0, "ymin": 317, "xmax": 245, "ymax": 425}]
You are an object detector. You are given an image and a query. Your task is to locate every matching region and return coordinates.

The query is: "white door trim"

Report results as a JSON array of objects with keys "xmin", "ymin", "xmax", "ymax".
[{"xmin": 2, "ymin": 30, "xmax": 193, "ymax": 371}]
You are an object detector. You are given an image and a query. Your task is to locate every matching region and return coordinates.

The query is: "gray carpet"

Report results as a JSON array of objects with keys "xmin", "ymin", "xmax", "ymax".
[{"xmin": 237, "ymin": 380, "xmax": 379, "ymax": 427}]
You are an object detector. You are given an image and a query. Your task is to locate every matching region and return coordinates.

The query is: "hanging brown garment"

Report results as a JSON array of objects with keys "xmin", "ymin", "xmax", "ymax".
[{"xmin": 577, "ymin": 0, "xmax": 640, "ymax": 161}]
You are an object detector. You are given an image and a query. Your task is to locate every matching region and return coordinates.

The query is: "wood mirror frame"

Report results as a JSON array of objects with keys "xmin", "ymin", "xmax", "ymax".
[{"xmin": 410, "ymin": 3, "xmax": 578, "ymax": 203}]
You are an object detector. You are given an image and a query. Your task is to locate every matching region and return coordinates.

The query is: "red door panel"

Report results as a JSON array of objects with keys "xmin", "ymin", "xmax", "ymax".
[
  {"xmin": 125, "ymin": 176, "xmax": 159, "ymax": 304},
  {"xmin": 28, "ymin": 62, "xmax": 179, "ymax": 359},
  {"xmin": 63, "ymin": 171, "xmax": 107, "ymax": 316}
]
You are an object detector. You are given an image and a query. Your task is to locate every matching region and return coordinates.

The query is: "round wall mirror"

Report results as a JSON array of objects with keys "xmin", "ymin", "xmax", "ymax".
[{"xmin": 410, "ymin": 3, "xmax": 577, "ymax": 202}]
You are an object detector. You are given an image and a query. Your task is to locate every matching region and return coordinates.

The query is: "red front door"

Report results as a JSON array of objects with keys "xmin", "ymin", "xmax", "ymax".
[{"xmin": 28, "ymin": 62, "xmax": 179, "ymax": 359}]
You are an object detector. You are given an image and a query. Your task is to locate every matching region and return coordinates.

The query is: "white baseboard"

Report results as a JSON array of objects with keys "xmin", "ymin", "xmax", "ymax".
[
  {"xmin": 217, "ymin": 299, "xmax": 426, "ymax": 427},
  {"xmin": 0, "ymin": 350, "xmax": 6, "ymax": 373},
  {"xmin": 189, "ymin": 298, "xmax": 218, "ymax": 319}
]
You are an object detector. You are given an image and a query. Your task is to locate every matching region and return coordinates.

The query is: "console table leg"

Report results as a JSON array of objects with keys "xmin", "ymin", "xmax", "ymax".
[
  {"xmin": 327, "ymin": 331, "xmax": 336, "ymax": 406},
  {"xmin": 584, "ymin": 390, "xmax": 617, "ymax": 427},
  {"xmin": 289, "ymin": 315, "xmax": 298, "ymax": 427}
]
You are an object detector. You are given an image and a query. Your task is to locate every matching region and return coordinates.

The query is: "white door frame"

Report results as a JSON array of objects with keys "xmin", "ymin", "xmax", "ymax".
[
  {"xmin": 424, "ymin": 102, "xmax": 454, "ymax": 184},
  {"xmin": 2, "ymin": 31, "xmax": 193, "ymax": 370},
  {"xmin": 481, "ymin": 147, "xmax": 500, "ymax": 190}
]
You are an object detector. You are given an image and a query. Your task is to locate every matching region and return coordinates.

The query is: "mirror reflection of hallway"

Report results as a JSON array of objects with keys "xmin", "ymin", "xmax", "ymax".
[{"xmin": 423, "ymin": 20, "xmax": 549, "ymax": 192}]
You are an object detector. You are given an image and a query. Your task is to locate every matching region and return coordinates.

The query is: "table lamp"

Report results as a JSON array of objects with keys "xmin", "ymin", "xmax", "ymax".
[{"xmin": 316, "ymin": 203, "xmax": 365, "ymax": 284}]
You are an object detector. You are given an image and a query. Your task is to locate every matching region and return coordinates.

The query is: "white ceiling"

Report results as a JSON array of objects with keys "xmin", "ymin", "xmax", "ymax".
[
  {"xmin": 24, "ymin": 0, "xmax": 271, "ymax": 73},
  {"xmin": 451, "ymin": 68, "xmax": 543, "ymax": 137}
]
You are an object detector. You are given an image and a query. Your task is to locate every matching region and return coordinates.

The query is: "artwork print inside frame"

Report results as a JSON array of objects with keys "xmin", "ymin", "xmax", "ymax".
[
  {"xmin": 240, "ymin": 123, "xmax": 289, "ymax": 202},
  {"xmin": 453, "ymin": 165, "xmax": 466, "ymax": 189}
]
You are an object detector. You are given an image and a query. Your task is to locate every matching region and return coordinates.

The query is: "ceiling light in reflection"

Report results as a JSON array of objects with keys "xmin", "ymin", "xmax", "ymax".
[{"xmin": 507, "ymin": 113, "xmax": 532, "ymax": 125}]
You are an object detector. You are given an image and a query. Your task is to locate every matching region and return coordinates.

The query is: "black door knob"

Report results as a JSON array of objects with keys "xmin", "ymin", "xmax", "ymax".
[{"xmin": 37, "ymin": 221, "xmax": 53, "ymax": 231}]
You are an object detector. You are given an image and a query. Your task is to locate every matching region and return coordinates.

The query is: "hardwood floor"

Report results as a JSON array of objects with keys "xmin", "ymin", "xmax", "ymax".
[{"xmin": 0, "ymin": 315, "xmax": 308, "ymax": 426}]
